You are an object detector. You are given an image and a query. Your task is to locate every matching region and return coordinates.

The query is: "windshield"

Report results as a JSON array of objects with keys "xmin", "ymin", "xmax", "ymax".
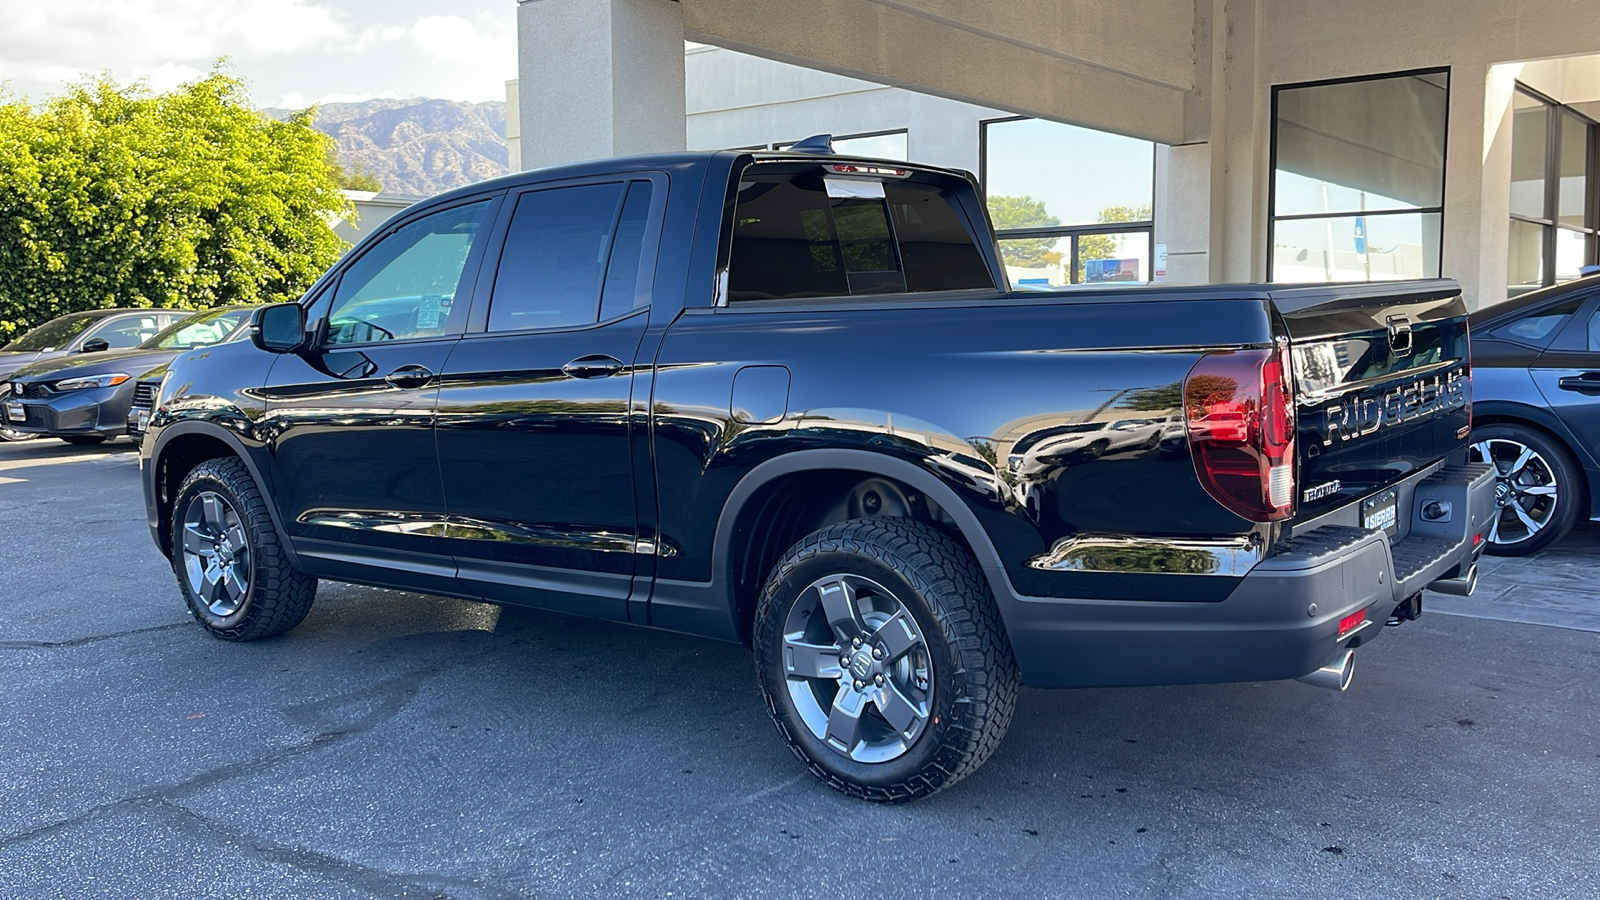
[
  {"xmin": 3, "ymin": 313, "xmax": 103, "ymax": 352},
  {"xmin": 142, "ymin": 308, "xmax": 249, "ymax": 350}
]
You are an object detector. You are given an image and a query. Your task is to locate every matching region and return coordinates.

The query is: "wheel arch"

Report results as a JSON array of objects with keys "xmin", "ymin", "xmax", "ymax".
[
  {"xmin": 707, "ymin": 449, "xmax": 1011, "ymax": 646},
  {"xmin": 149, "ymin": 422, "xmax": 295, "ymax": 564}
]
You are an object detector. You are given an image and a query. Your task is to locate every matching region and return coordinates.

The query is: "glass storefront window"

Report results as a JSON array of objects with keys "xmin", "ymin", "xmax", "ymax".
[
  {"xmin": 1270, "ymin": 70, "xmax": 1448, "ymax": 283},
  {"xmin": 1508, "ymin": 219, "xmax": 1547, "ymax": 295},
  {"xmin": 1555, "ymin": 227, "xmax": 1589, "ymax": 282},
  {"xmin": 983, "ymin": 118, "xmax": 1153, "ymax": 229},
  {"xmin": 1507, "ymin": 87, "xmax": 1598, "ymax": 295},
  {"xmin": 1272, "ymin": 213, "xmax": 1441, "ymax": 283},
  {"xmin": 1511, "ymin": 92, "xmax": 1551, "ymax": 220},
  {"xmin": 1559, "ymin": 110, "xmax": 1592, "ymax": 227},
  {"xmin": 983, "ymin": 117, "xmax": 1154, "ymax": 286}
]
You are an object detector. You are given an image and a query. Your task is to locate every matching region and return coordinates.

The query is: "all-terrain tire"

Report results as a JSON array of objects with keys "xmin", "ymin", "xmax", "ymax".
[
  {"xmin": 171, "ymin": 456, "xmax": 316, "ymax": 640},
  {"xmin": 753, "ymin": 518, "xmax": 1019, "ymax": 802}
]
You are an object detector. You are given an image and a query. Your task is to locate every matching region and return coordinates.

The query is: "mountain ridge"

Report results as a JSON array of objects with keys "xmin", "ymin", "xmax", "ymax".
[{"xmin": 265, "ymin": 98, "xmax": 508, "ymax": 197}]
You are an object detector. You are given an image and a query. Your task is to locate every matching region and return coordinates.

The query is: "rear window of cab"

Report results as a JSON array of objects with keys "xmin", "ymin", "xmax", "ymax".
[{"xmin": 727, "ymin": 167, "xmax": 994, "ymax": 302}]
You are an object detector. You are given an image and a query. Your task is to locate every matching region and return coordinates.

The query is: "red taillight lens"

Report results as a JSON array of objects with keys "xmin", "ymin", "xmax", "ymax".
[{"xmin": 1183, "ymin": 346, "xmax": 1296, "ymax": 522}]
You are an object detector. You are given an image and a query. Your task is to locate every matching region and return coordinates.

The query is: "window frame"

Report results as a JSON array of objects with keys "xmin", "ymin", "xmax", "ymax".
[
  {"xmin": 978, "ymin": 115, "xmax": 1156, "ymax": 286},
  {"xmin": 1266, "ymin": 66, "xmax": 1451, "ymax": 283},
  {"xmin": 1507, "ymin": 82, "xmax": 1600, "ymax": 294},
  {"xmin": 461, "ymin": 171, "xmax": 669, "ymax": 339},
  {"xmin": 314, "ymin": 192, "xmax": 505, "ymax": 349}
]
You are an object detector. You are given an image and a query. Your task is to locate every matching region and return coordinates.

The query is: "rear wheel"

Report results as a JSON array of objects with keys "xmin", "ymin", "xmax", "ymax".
[
  {"xmin": 1469, "ymin": 423, "xmax": 1582, "ymax": 556},
  {"xmin": 171, "ymin": 457, "xmax": 316, "ymax": 640},
  {"xmin": 753, "ymin": 519, "xmax": 1018, "ymax": 802},
  {"xmin": 60, "ymin": 435, "xmax": 108, "ymax": 445}
]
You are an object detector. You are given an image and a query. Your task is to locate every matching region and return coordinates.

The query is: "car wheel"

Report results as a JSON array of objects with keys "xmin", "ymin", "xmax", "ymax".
[
  {"xmin": 1469, "ymin": 424, "xmax": 1582, "ymax": 557},
  {"xmin": 171, "ymin": 457, "xmax": 316, "ymax": 640},
  {"xmin": 0, "ymin": 426, "xmax": 36, "ymax": 442},
  {"xmin": 753, "ymin": 518, "xmax": 1019, "ymax": 802},
  {"xmin": 60, "ymin": 435, "xmax": 108, "ymax": 445}
]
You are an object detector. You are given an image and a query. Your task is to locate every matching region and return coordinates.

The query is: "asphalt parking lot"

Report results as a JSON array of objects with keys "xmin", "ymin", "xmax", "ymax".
[{"xmin": 2, "ymin": 438, "xmax": 1598, "ymax": 899}]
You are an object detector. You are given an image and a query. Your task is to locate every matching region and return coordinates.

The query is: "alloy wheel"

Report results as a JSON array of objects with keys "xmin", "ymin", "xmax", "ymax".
[
  {"xmin": 780, "ymin": 573, "xmax": 933, "ymax": 764},
  {"xmin": 0, "ymin": 425, "xmax": 35, "ymax": 442},
  {"xmin": 1469, "ymin": 437, "xmax": 1559, "ymax": 547},
  {"xmin": 180, "ymin": 491, "xmax": 252, "ymax": 616}
]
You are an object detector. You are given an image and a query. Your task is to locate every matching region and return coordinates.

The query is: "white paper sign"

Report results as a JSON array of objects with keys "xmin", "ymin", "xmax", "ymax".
[{"xmin": 824, "ymin": 178, "xmax": 886, "ymax": 199}]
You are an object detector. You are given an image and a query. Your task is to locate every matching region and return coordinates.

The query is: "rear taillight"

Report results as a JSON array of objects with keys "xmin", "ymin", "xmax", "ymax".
[{"xmin": 1183, "ymin": 345, "xmax": 1296, "ymax": 522}]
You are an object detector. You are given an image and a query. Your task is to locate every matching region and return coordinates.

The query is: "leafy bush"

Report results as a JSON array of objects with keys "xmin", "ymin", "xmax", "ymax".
[{"xmin": 0, "ymin": 71, "xmax": 350, "ymax": 341}]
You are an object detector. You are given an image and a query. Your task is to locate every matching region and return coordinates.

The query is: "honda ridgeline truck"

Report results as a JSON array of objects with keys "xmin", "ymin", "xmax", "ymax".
[{"xmin": 139, "ymin": 138, "xmax": 1495, "ymax": 800}]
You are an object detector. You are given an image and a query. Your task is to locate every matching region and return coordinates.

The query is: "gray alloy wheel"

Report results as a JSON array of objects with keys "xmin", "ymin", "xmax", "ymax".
[
  {"xmin": 170, "ymin": 456, "xmax": 316, "ymax": 640},
  {"xmin": 781, "ymin": 573, "xmax": 934, "ymax": 763},
  {"xmin": 0, "ymin": 425, "xmax": 36, "ymax": 442},
  {"xmin": 1467, "ymin": 424, "xmax": 1581, "ymax": 557},
  {"xmin": 754, "ymin": 518, "xmax": 1019, "ymax": 802},
  {"xmin": 180, "ymin": 491, "xmax": 252, "ymax": 617}
]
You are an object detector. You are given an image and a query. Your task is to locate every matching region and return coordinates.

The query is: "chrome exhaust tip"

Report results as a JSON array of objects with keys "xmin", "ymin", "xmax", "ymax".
[
  {"xmin": 1297, "ymin": 649, "xmax": 1355, "ymax": 692},
  {"xmin": 1428, "ymin": 563, "xmax": 1478, "ymax": 597}
]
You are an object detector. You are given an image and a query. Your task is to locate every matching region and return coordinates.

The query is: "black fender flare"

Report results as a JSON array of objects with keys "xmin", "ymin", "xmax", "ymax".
[
  {"xmin": 708, "ymin": 447, "xmax": 1013, "ymax": 602},
  {"xmin": 147, "ymin": 420, "xmax": 300, "ymax": 566}
]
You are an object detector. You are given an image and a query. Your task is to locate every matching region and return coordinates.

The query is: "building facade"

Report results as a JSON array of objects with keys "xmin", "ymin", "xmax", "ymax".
[{"xmin": 514, "ymin": 0, "xmax": 1600, "ymax": 311}]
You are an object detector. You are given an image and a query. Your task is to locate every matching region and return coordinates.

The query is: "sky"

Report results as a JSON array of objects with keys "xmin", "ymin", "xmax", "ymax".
[{"xmin": 0, "ymin": 0, "xmax": 517, "ymax": 108}]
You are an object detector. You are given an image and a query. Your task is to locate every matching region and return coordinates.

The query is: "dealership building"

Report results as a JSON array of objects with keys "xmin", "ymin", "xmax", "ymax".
[{"xmin": 512, "ymin": 0, "xmax": 1600, "ymax": 311}]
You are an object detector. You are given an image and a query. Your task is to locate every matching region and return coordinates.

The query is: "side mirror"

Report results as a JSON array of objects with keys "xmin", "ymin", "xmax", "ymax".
[
  {"xmin": 80, "ymin": 338, "xmax": 110, "ymax": 353},
  {"xmin": 252, "ymin": 303, "xmax": 310, "ymax": 353}
]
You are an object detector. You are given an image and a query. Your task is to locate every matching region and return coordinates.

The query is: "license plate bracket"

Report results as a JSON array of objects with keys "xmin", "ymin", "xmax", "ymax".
[{"xmin": 1362, "ymin": 489, "xmax": 1398, "ymax": 534}]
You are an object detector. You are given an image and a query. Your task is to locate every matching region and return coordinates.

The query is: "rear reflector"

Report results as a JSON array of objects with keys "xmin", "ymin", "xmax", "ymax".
[
  {"xmin": 1337, "ymin": 610, "xmax": 1367, "ymax": 639},
  {"xmin": 1182, "ymin": 345, "xmax": 1297, "ymax": 522}
]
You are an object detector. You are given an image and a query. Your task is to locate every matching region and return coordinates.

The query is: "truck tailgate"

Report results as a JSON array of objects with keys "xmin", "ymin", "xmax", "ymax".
[{"xmin": 1274, "ymin": 280, "xmax": 1471, "ymax": 521}]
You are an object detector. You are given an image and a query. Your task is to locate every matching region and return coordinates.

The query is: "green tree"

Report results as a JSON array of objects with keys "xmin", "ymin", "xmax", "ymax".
[
  {"xmin": 986, "ymin": 194, "xmax": 1060, "ymax": 268},
  {"xmin": 326, "ymin": 144, "xmax": 383, "ymax": 192},
  {"xmin": 1077, "ymin": 204, "xmax": 1152, "ymax": 281},
  {"xmin": 0, "ymin": 70, "xmax": 351, "ymax": 341}
]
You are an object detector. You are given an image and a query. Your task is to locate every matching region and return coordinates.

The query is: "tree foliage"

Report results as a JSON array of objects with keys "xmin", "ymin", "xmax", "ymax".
[
  {"xmin": 0, "ymin": 71, "xmax": 351, "ymax": 340},
  {"xmin": 986, "ymin": 194, "xmax": 1060, "ymax": 268},
  {"xmin": 1077, "ymin": 204, "xmax": 1153, "ymax": 279}
]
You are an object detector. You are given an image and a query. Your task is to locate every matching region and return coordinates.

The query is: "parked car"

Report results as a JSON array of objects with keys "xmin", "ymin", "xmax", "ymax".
[
  {"xmin": 139, "ymin": 141, "xmax": 1492, "ymax": 801},
  {"xmin": 0, "ymin": 308, "xmax": 186, "ymax": 441},
  {"xmin": 1469, "ymin": 274, "xmax": 1600, "ymax": 554},
  {"xmin": 2, "ymin": 306, "xmax": 251, "ymax": 445},
  {"xmin": 125, "ymin": 363, "xmax": 170, "ymax": 445}
]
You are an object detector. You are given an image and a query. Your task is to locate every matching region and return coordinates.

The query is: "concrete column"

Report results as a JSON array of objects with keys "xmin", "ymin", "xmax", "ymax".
[
  {"xmin": 516, "ymin": 0, "xmax": 687, "ymax": 170},
  {"xmin": 1154, "ymin": 143, "xmax": 1213, "ymax": 284}
]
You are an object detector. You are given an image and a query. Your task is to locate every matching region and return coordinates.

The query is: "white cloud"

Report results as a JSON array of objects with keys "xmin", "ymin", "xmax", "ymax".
[{"xmin": 1, "ymin": 1, "xmax": 515, "ymax": 106}]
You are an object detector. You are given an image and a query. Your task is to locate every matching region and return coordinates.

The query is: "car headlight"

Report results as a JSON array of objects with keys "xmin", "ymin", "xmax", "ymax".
[{"xmin": 53, "ymin": 373, "xmax": 131, "ymax": 391}]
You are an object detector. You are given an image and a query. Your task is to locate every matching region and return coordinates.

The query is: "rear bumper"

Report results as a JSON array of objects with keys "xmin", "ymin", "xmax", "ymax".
[{"xmin": 997, "ymin": 463, "xmax": 1496, "ymax": 688}]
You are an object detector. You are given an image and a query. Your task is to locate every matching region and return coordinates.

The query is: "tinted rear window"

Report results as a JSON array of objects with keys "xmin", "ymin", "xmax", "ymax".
[{"xmin": 727, "ymin": 173, "xmax": 993, "ymax": 302}]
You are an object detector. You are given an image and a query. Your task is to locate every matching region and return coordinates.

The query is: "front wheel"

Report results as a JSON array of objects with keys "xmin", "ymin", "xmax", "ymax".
[
  {"xmin": 754, "ymin": 519, "xmax": 1018, "ymax": 802},
  {"xmin": 171, "ymin": 457, "xmax": 317, "ymax": 640},
  {"xmin": 60, "ymin": 435, "xmax": 108, "ymax": 445},
  {"xmin": 0, "ymin": 425, "xmax": 36, "ymax": 442}
]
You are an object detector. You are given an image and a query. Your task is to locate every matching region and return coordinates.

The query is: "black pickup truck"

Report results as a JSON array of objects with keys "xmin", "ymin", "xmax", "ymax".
[{"xmin": 140, "ymin": 139, "xmax": 1494, "ymax": 800}]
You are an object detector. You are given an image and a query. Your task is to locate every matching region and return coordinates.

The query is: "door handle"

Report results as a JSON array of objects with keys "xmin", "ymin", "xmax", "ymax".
[
  {"xmin": 562, "ymin": 355, "xmax": 625, "ymax": 379},
  {"xmin": 1557, "ymin": 372, "xmax": 1600, "ymax": 394},
  {"xmin": 383, "ymin": 365, "xmax": 435, "ymax": 389}
]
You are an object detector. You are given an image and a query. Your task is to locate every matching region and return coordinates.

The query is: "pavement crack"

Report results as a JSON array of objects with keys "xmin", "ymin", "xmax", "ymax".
[
  {"xmin": 146, "ymin": 798, "xmax": 525, "ymax": 900},
  {"xmin": 0, "ymin": 621, "xmax": 190, "ymax": 650}
]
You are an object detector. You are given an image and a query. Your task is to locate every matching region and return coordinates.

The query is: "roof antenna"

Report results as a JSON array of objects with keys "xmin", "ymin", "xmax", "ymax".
[{"xmin": 787, "ymin": 134, "xmax": 834, "ymax": 155}]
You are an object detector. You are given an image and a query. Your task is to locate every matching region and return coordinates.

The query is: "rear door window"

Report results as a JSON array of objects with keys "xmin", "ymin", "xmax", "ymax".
[
  {"xmin": 487, "ymin": 180, "xmax": 656, "ymax": 332},
  {"xmin": 1492, "ymin": 296, "xmax": 1584, "ymax": 348},
  {"xmin": 727, "ymin": 172, "xmax": 994, "ymax": 302}
]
